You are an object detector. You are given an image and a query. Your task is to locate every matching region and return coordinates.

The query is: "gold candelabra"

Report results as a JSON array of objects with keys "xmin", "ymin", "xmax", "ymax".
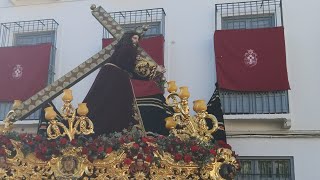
[
  {"xmin": 45, "ymin": 89, "xmax": 94, "ymax": 141},
  {"xmin": 165, "ymin": 81, "xmax": 218, "ymax": 143}
]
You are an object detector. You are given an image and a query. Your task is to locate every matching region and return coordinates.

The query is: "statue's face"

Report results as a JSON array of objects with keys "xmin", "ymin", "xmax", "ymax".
[
  {"xmin": 61, "ymin": 156, "xmax": 76, "ymax": 172},
  {"xmin": 136, "ymin": 159, "xmax": 144, "ymax": 166},
  {"xmin": 131, "ymin": 35, "xmax": 139, "ymax": 46}
]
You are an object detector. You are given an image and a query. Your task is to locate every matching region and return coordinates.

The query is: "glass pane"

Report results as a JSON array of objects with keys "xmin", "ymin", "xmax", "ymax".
[
  {"xmin": 0, "ymin": 102, "xmax": 12, "ymax": 120},
  {"xmin": 236, "ymin": 158, "xmax": 293, "ymax": 180},
  {"xmin": 275, "ymin": 160, "xmax": 290, "ymax": 179},
  {"xmin": 258, "ymin": 160, "xmax": 273, "ymax": 178},
  {"xmin": 121, "ymin": 22, "xmax": 161, "ymax": 37},
  {"xmin": 220, "ymin": 90, "xmax": 289, "ymax": 114},
  {"xmin": 0, "ymin": 103, "xmax": 41, "ymax": 121}
]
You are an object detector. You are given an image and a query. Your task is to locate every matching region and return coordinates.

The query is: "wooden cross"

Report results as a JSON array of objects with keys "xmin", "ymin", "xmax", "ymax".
[{"xmin": 5, "ymin": 5, "xmax": 158, "ymax": 121}]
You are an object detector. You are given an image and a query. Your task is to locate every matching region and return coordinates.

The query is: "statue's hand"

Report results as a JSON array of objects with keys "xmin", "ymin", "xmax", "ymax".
[{"xmin": 156, "ymin": 65, "xmax": 166, "ymax": 74}]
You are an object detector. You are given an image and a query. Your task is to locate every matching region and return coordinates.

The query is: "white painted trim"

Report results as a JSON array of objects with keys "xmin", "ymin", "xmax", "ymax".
[
  {"xmin": 10, "ymin": 0, "xmax": 59, "ymax": 6},
  {"xmin": 227, "ymin": 130, "xmax": 320, "ymax": 138},
  {"xmin": 224, "ymin": 113, "xmax": 291, "ymax": 120},
  {"xmin": 0, "ymin": 120, "xmax": 39, "ymax": 125},
  {"xmin": 224, "ymin": 114, "xmax": 291, "ymax": 129}
]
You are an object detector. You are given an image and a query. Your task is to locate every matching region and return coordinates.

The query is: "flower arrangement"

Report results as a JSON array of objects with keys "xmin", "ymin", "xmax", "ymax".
[{"xmin": 0, "ymin": 130, "xmax": 235, "ymax": 166}]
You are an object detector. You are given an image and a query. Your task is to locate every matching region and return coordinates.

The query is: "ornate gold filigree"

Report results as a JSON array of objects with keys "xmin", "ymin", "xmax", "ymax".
[
  {"xmin": 201, "ymin": 148, "xmax": 240, "ymax": 180},
  {"xmin": 165, "ymin": 81, "xmax": 219, "ymax": 143},
  {"xmin": 48, "ymin": 147, "xmax": 93, "ymax": 179},
  {"xmin": 45, "ymin": 89, "xmax": 94, "ymax": 141},
  {"xmin": 134, "ymin": 56, "xmax": 158, "ymax": 79},
  {"xmin": 0, "ymin": 136, "xmax": 239, "ymax": 179}
]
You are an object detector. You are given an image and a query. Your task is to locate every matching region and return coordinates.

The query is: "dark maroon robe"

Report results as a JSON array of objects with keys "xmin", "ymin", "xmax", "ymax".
[{"xmin": 83, "ymin": 44, "xmax": 141, "ymax": 135}]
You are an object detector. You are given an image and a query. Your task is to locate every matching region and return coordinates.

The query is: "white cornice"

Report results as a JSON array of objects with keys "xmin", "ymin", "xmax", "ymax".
[
  {"xmin": 10, "ymin": 0, "xmax": 60, "ymax": 6},
  {"xmin": 227, "ymin": 130, "xmax": 320, "ymax": 138}
]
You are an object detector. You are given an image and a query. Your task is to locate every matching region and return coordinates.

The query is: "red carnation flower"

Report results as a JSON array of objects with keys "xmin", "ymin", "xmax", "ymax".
[
  {"xmin": 119, "ymin": 137, "xmax": 125, "ymax": 144},
  {"xmin": 82, "ymin": 147, "xmax": 89, "ymax": 155},
  {"xmin": 143, "ymin": 146, "xmax": 151, "ymax": 153},
  {"xmin": 145, "ymin": 155, "xmax": 153, "ymax": 162},
  {"xmin": 191, "ymin": 145, "xmax": 200, "ymax": 152},
  {"xmin": 41, "ymin": 146, "xmax": 48, "ymax": 154},
  {"xmin": 148, "ymin": 137, "xmax": 155, "ymax": 143},
  {"xmin": 88, "ymin": 143, "xmax": 98, "ymax": 151},
  {"xmin": 60, "ymin": 138, "xmax": 68, "ymax": 145},
  {"xmin": 71, "ymin": 139, "xmax": 77, "ymax": 146},
  {"xmin": 174, "ymin": 153, "xmax": 183, "ymax": 161},
  {"xmin": 3, "ymin": 138, "xmax": 11, "ymax": 145},
  {"xmin": 97, "ymin": 146, "xmax": 104, "ymax": 153},
  {"xmin": 48, "ymin": 141, "xmax": 56, "ymax": 147},
  {"xmin": 124, "ymin": 158, "xmax": 132, "ymax": 165},
  {"xmin": 35, "ymin": 135, "xmax": 42, "ymax": 142},
  {"xmin": 137, "ymin": 153, "xmax": 144, "ymax": 159},
  {"xmin": 27, "ymin": 141, "xmax": 34, "ymax": 146},
  {"xmin": 0, "ymin": 148, "xmax": 5, "ymax": 156},
  {"xmin": 210, "ymin": 149, "xmax": 217, "ymax": 156},
  {"xmin": 105, "ymin": 147, "xmax": 112, "ymax": 154},
  {"xmin": 133, "ymin": 143, "xmax": 140, "ymax": 149},
  {"xmin": 184, "ymin": 154, "xmax": 192, "ymax": 163},
  {"xmin": 141, "ymin": 137, "xmax": 148, "ymax": 143},
  {"xmin": 19, "ymin": 133, "xmax": 27, "ymax": 139},
  {"xmin": 128, "ymin": 136, "xmax": 134, "ymax": 141}
]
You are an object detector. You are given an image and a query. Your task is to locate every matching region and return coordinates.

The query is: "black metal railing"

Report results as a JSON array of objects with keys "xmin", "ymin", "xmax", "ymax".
[
  {"xmin": 103, "ymin": 8, "xmax": 166, "ymax": 38},
  {"xmin": 215, "ymin": 0, "xmax": 283, "ymax": 30}
]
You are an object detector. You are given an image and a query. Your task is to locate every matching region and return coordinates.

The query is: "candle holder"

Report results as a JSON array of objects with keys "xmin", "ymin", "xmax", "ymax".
[
  {"xmin": 45, "ymin": 89, "xmax": 94, "ymax": 141},
  {"xmin": 165, "ymin": 83, "xmax": 218, "ymax": 143}
]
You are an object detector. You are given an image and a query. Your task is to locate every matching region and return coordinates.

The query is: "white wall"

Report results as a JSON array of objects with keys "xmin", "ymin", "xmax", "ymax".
[{"xmin": 281, "ymin": 0, "xmax": 320, "ymax": 130}]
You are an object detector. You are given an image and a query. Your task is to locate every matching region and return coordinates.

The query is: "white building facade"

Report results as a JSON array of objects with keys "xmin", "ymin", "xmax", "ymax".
[{"xmin": 0, "ymin": 0, "xmax": 319, "ymax": 179}]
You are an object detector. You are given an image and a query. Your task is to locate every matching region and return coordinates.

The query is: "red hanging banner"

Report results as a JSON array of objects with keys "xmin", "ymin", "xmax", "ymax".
[
  {"xmin": 102, "ymin": 36, "xmax": 165, "ymax": 97},
  {"xmin": 214, "ymin": 27, "xmax": 290, "ymax": 91},
  {"xmin": 0, "ymin": 43, "xmax": 52, "ymax": 101}
]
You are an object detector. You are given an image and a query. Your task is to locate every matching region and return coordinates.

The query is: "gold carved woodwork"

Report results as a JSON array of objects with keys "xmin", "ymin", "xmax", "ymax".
[{"xmin": 0, "ymin": 140, "xmax": 238, "ymax": 179}]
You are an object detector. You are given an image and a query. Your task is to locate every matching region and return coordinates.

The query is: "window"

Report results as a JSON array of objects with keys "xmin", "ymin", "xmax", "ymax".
[
  {"xmin": 103, "ymin": 8, "xmax": 165, "ymax": 38},
  {"xmin": 120, "ymin": 22, "xmax": 161, "ymax": 37},
  {"xmin": 215, "ymin": 0, "xmax": 288, "ymax": 114},
  {"xmin": 236, "ymin": 157, "xmax": 294, "ymax": 180},
  {"xmin": 0, "ymin": 19, "xmax": 58, "ymax": 121},
  {"xmin": 222, "ymin": 14, "xmax": 275, "ymax": 30},
  {"xmin": 14, "ymin": 31, "xmax": 56, "ymax": 83}
]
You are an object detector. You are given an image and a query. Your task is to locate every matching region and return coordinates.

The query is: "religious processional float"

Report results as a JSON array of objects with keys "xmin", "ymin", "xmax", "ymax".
[{"xmin": 0, "ymin": 5, "xmax": 240, "ymax": 179}]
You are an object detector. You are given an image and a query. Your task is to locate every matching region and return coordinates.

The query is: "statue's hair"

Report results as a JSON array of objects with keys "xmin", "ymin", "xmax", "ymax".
[{"xmin": 114, "ymin": 31, "xmax": 141, "ymax": 50}]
